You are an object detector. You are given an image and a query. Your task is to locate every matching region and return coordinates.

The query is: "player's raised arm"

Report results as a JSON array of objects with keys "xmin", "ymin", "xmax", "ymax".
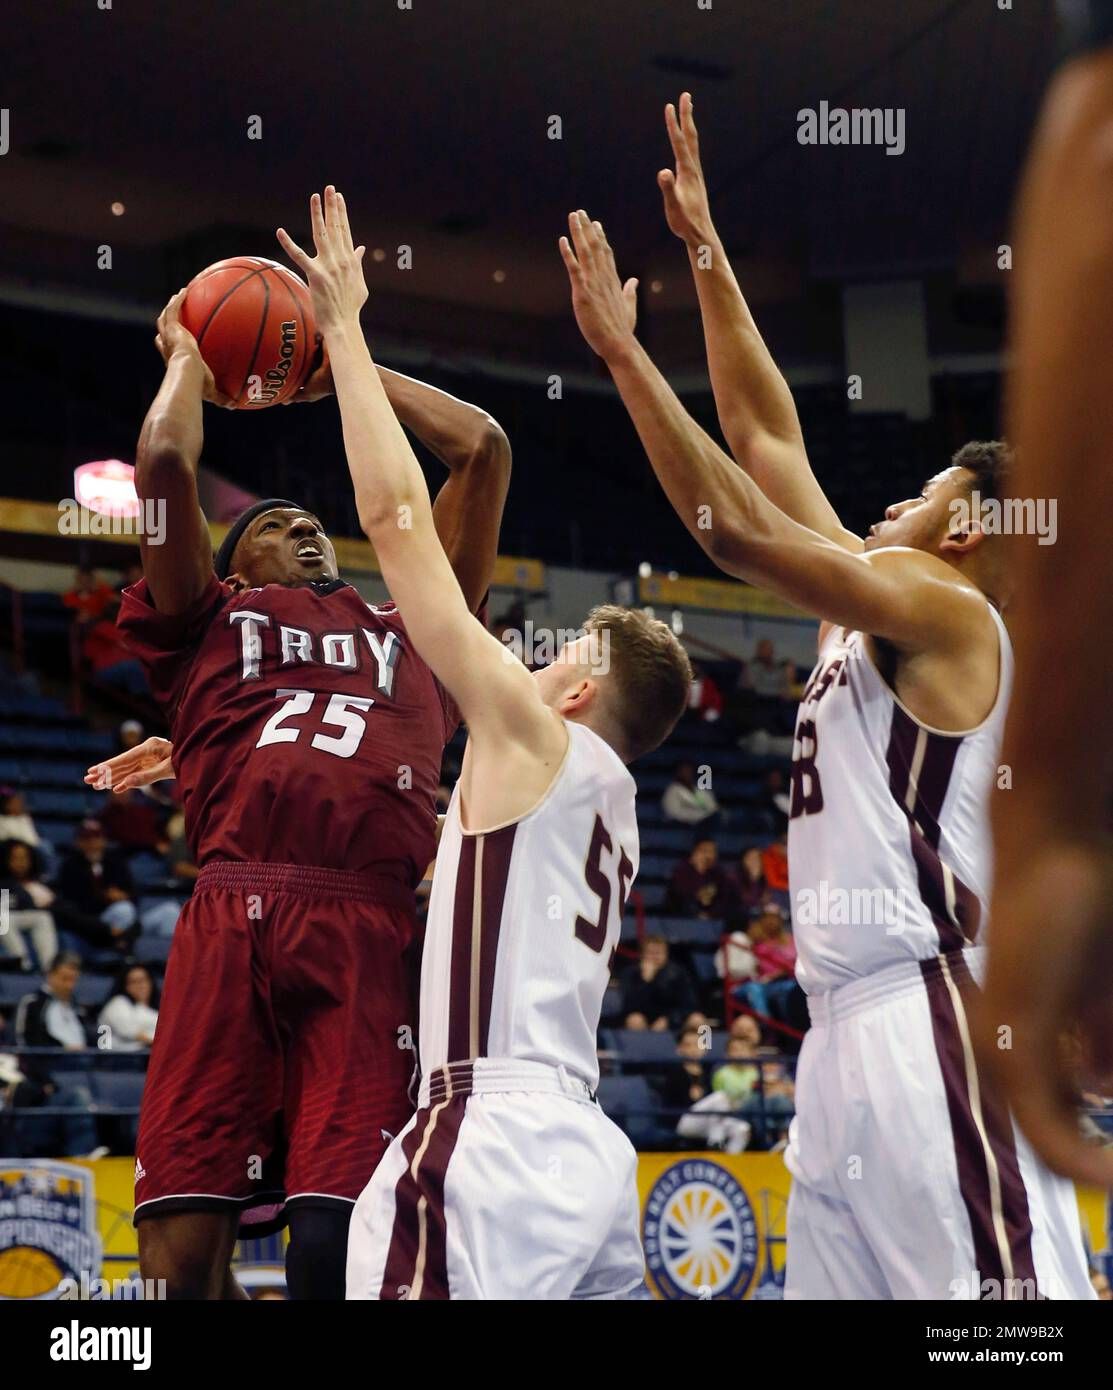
[
  {"xmin": 134, "ymin": 292, "xmax": 232, "ymax": 614},
  {"xmin": 560, "ymin": 211, "xmax": 983, "ymax": 654},
  {"xmin": 277, "ymin": 188, "xmax": 555, "ymax": 751},
  {"xmin": 289, "ymin": 347, "xmax": 510, "ymax": 614},
  {"xmin": 375, "ymin": 366, "xmax": 511, "ymax": 614},
  {"xmin": 658, "ymin": 94, "xmax": 861, "ymax": 554}
]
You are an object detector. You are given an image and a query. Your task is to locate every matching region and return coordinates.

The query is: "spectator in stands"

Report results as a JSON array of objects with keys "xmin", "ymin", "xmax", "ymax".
[
  {"xmin": 656, "ymin": 1025, "xmax": 751, "ymax": 1154},
  {"xmin": 761, "ymin": 834, "xmax": 790, "ymax": 893},
  {"xmin": 100, "ymin": 785, "xmax": 167, "ymax": 853},
  {"xmin": 118, "ymin": 719, "xmax": 145, "ymax": 753},
  {"xmin": 14, "ymin": 952, "xmax": 106, "ymax": 1159},
  {"xmin": 686, "ymin": 661, "xmax": 723, "ymax": 722},
  {"xmin": 80, "ymin": 611, "xmax": 148, "ymax": 696},
  {"xmin": 714, "ymin": 922, "xmax": 756, "ymax": 991},
  {"xmin": 714, "ymin": 1032, "xmax": 794, "ymax": 1149},
  {"xmin": 732, "ymin": 639, "xmax": 797, "ymax": 749},
  {"xmin": 162, "ymin": 811, "xmax": 197, "ymax": 885},
  {"xmin": 661, "ymin": 760, "xmax": 722, "ymax": 830},
  {"xmin": 712, "ymin": 1034, "xmax": 759, "ymax": 1104},
  {"xmin": 729, "ymin": 1013, "xmax": 764, "ymax": 1049},
  {"xmin": 61, "ymin": 567, "xmax": 115, "ymax": 625},
  {"xmin": 734, "ymin": 845, "xmax": 771, "ymax": 915},
  {"xmin": 733, "ymin": 906, "xmax": 798, "ymax": 1024},
  {"xmin": 98, "ymin": 964, "xmax": 159, "ymax": 1051},
  {"xmin": 0, "ymin": 789, "xmax": 41, "ymax": 850},
  {"xmin": 665, "ymin": 837, "xmax": 737, "ymax": 920},
  {"xmin": 0, "ymin": 788, "xmax": 57, "ymax": 878},
  {"xmin": 620, "ymin": 935, "xmax": 699, "ymax": 1032},
  {"xmin": 54, "ymin": 819, "xmax": 140, "ymax": 957},
  {"xmin": 0, "ymin": 839, "xmax": 58, "ymax": 971}
]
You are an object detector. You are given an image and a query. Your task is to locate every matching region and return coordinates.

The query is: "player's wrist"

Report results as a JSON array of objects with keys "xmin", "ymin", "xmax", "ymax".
[{"xmin": 321, "ymin": 317, "xmax": 367, "ymax": 357}]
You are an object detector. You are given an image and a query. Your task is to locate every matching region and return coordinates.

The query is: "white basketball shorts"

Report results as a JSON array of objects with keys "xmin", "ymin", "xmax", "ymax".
[
  {"xmin": 784, "ymin": 948, "xmax": 1095, "ymax": 1300},
  {"xmin": 346, "ymin": 1057, "xmax": 647, "ymax": 1300}
]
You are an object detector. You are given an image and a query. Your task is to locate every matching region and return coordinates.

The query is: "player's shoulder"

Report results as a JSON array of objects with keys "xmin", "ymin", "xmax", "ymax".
[{"xmin": 861, "ymin": 546, "xmax": 994, "ymax": 626}]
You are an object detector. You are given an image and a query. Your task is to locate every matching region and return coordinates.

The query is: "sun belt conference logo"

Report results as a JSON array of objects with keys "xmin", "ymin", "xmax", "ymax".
[
  {"xmin": 643, "ymin": 1159, "xmax": 759, "ymax": 1300},
  {"xmin": 0, "ymin": 1161, "xmax": 102, "ymax": 1299}
]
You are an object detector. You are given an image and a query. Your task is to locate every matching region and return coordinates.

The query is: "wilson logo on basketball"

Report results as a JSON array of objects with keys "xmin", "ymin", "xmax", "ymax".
[{"xmin": 256, "ymin": 321, "xmax": 299, "ymax": 404}]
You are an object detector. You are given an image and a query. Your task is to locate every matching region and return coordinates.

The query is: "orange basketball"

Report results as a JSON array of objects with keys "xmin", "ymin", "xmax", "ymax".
[{"xmin": 180, "ymin": 256, "xmax": 317, "ymax": 409}]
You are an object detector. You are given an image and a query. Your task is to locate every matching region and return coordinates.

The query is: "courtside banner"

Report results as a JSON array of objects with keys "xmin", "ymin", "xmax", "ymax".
[
  {"xmin": 636, "ymin": 1151, "xmax": 1111, "ymax": 1302},
  {"xmin": 2, "ymin": 1153, "xmax": 1108, "ymax": 1303}
]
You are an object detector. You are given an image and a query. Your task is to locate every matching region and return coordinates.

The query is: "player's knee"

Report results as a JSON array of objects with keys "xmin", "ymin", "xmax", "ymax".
[
  {"xmin": 138, "ymin": 1222, "xmax": 228, "ymax": 1300},
  {"xmin": 286, "ymin": 1205, "xmax": 352, "ymax": 1301}
]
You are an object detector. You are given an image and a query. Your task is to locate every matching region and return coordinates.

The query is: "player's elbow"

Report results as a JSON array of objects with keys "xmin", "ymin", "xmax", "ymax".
[
  {"xmin": 469, "ymin": 419, "xmax": 512, "ymax": 482},
  {"xmin": 703, "ymin": 510, "xmax": 769, "ymax": 582},
  {"xmin": 135, "ymin": 440, "xmax": 195, "ymax": 495}
]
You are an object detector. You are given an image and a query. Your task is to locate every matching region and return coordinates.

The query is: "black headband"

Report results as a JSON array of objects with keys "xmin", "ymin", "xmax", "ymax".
[{"xmin": 214, "ymin": 498, "xmax": 301, "ymax": 580}]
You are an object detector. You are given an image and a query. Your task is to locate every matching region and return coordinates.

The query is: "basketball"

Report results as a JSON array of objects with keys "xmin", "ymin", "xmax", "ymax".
[{"xmin": 179, "ymin": 257, "xmax": 316, "ymax": 409}]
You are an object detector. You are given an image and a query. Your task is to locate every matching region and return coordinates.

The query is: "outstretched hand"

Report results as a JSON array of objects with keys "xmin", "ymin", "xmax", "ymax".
[
  {"xmin": 277, "ymin": 186, "xmax": 368, "ymax": 338},
  {"xmin": 558, "ymin": 210, "xmax": 638, "ymax": 361},
  {"xmin": 658, "ymin": 91, "xmax": 713, "ymax": 248},
  {"xmin": 85, "ymin": 737, "xmax": 175, "ymax": 794}
]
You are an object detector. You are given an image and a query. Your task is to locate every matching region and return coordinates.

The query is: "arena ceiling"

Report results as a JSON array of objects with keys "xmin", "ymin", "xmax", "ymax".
[{"xmin": 2, "ymin": 0, "xmax": 1054, "ymax": 340}]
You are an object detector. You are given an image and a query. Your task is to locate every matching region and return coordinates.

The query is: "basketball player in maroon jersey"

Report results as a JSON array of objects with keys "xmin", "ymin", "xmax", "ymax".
[
  {"xmin": 91, "ymin": 284, "xmax": 509, "ymax": 1300},
  {"xmin": 978, "ymin": 4, "xmax": 1113, "ymax": 1188}
]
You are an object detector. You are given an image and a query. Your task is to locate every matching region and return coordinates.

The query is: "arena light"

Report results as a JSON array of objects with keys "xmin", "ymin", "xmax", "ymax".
[{"xmin": 74, "ymin": 459, "xmax": 141, "ymax": 519}]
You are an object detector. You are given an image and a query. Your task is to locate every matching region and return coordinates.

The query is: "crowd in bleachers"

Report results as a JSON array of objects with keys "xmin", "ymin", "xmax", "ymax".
[{"xmin": 0, "ymin": 576, "xmax": 813, "ymax": 1161}]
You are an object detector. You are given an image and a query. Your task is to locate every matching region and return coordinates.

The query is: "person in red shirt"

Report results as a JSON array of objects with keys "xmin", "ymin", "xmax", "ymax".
[
  {"xmin": 86, "ymin": 285, "xmax": 510, "ymax": 1301},
  {"xmin": 61, "ymin": 567, "xmax": 115, "ymax": 624}
]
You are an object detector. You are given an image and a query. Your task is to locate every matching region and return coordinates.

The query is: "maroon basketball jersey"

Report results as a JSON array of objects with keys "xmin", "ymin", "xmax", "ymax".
[{"xmin": 118, "ymin": 575, "xmax": 458, "ymax": 887}]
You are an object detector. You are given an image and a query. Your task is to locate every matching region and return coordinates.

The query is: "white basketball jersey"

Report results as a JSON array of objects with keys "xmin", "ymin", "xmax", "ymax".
[
  {"xmin": 788, "ymin": 605, "xmax": 1012, "ymax": 994},
  {"xmin": 418, "ymin": 721, "xmax": 639, "ymax": 1090}
]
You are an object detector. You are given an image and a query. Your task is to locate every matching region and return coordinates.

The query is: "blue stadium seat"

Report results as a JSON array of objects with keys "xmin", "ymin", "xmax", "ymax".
[
  {"xmin": 0, "ymin": 973, "xmax": 41, "ymax": 1006},
  {"xmin": 89, "ymin": 1070, "xmax": 146, "ymax": 1112},
  {"xmin": 611, "ymin": 1030, "xmax": 679, "ymax": 1064},
  {"xmin": 133, "ymin": 934, "xmax": 172, "ymax": 965}
]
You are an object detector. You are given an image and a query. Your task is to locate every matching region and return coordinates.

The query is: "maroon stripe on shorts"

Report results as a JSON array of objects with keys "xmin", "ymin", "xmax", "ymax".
[
  {"xmin": 947, "ymin": 951, "xmax": 1039, "ymax": 1291},
  {"xmin": 920, "ymin": 956, "xmax": 1038, "ymax": 1296},
  {"xmin": 379, "ymin": 1065, "xmax": 473, "ymax": 1301},
  {"xmin": 476, "ymin": 825, "xmax": 517, "ymax": 1054},
  {"xmin": 447, "ymin": 837, "xmax": 478, "ymax": 1060},
  {"xmin": 380, "ymin": 1107, "xmax": 435, "ymax": 1300}
]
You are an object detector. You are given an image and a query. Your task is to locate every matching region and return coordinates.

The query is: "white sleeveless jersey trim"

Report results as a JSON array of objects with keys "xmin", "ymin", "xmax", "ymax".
[
  {"xmin": 858, "ymin": 610, "xmax": 1010, "ymax": 739},
  {"xmin": 788, "ymin": 604, "xmax": 1012, "ymax": 994},
  {"xmin": 418, "ymin": 721, "xmax": 639, "ymax": 1089}
]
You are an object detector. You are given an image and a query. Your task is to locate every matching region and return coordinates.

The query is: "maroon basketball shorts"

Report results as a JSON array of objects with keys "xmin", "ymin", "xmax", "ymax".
[{"xmin": 133, "ymin": 862, "xmax": 418, "ymax": 1235}]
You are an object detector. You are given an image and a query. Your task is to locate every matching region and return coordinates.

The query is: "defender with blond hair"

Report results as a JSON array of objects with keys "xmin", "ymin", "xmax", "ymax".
[{"xmin": 267, "ymin": 187, "xmax": 690, "ymax": 1299}]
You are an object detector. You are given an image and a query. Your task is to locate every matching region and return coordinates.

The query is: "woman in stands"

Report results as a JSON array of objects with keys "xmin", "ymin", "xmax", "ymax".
[
  {"xmin": 0, "ymin": 838, "xmax": 58, "ymax": 972},
  {"xmin": 99, "ymin": 964, "xmax": 159, "ymax": 1051}
]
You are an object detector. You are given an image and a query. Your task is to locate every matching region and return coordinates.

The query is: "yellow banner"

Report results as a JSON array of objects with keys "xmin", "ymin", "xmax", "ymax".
[
  {"xmin": 1, "ymin": 1154, "xmax": 1107, "ymax": 1298},
  {"xmin": 636, "ymin": 1151, "xmax": 1109, "ymax": 1300},
  {"xmin": 0, "ymin": 496, "xmax": 546, "ymax": 591},
  {"xmin": 638, "ymin": 570, "xmax": 809, "ymax": 620}
]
